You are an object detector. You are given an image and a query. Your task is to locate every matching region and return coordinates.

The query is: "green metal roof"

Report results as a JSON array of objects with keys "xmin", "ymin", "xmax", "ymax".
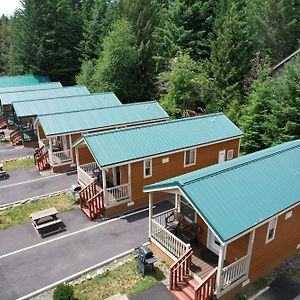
[
  {"xmin": 145, "ymin": 139, "xmax": 300, "ymax": 242},
  {"xmin": 38, "ymin": 101, "xmax": 168, "ymax": 136},
  {"xmin": 13, "ymin": 92, "xmax": 121, "ymax": 118},
  {"xmin": 0, "ymin": 75, "xmax": 50, "ymax": 87},
  {"xmin": 0, "ymin": 82, "xmax": 62, "ymax": 94},
  {"xmin": 78, "ymin": 113, "xmax": 243, "ymax": 168},
  {"xmin": 1, "ymin": 86, "xmax": 90, "ymax": 105}
]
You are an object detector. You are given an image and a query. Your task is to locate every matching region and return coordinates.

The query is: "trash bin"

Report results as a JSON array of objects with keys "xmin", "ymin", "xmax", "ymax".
[
  {"xmin": 135, "ymin": 245, "xmax": 157, "ymax": 276},
  {"xmin": 70, "ymin": 184, "xmax": 81, "ymax": 203}
]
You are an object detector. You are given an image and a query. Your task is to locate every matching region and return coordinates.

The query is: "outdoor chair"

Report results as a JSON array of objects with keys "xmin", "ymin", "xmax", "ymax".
[
  {"xmin": 178, "ymin": 222, "xmax": 201, "ymax": 244},
  {"xmin": 165, "ymin": 211, "xmax": 184, "ymax": 235}
]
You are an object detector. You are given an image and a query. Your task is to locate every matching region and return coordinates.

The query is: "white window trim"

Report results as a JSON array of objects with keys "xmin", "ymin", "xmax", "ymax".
[
  {"xmin": 184, "ymin": 148, "xmax": 197, "ymax": 167},
  {"xmin": 227, "ymin": 149, "xmax": 234, "ymax": 160},
  {"xmin": 265, "ymin": 217, "xmax": 278, "ymax": 243},
  {"xmin": 144, "ymin": 159, "xmax": 152, "ymax": 178}
]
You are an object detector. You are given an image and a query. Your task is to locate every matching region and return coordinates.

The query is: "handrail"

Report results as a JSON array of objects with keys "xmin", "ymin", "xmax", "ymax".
[
  {"xmin": 153, "ymin": 208, "xmax": 176, "ymax": 218},
  {"xmin": 106, "ymin": 183, "xmax": 129, "ymax": 204},
  {"xmin": 169, "ymin": 248, "xmax": 193, "ymax": 290},
  {"xmin": 194, "ymin": 267, "xmax": 218, "ymax": 300}
]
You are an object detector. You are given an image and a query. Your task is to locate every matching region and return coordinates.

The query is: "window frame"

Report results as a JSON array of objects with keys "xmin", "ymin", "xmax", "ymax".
[
  {"xmin": 265, "ymin": 217, "xmax": 278, "ymax": 243},
  {"xmin": 226, "ymin": 149, "xmax": 234, "ymax": 160},
  {"xmin": 143, "ymin": 158, "xmax": 152, "ymax": 178},
  {"xmin": 184, "ymin": 148, "xmax": 197, "ymax": 167},
  {"xmin": 180, "ymin": 196, "xmax": 197, "ymax": 222}
]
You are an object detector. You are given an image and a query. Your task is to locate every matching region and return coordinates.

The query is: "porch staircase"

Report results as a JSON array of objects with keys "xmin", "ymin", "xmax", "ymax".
[
  {"xmin": 169, "ymin": 248, "xmax": 217, "ymax": 300},
  {"xmin": 34, "ymin": 146, "xmax": 50, "ymax": 171},
  {"xmin": 10, "ymin": 128, "xmax": 22, "ymax": 146},
  {"xmin": 0, "ymin": 115, "xmax": 6, "ymax": 129},
  {"xmin": 79, "ymin": 181, "xmax": 105, "ymax": 220}
]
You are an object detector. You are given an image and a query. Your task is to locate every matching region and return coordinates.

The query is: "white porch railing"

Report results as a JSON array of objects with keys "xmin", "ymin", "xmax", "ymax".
[
  {"xmin": 106, "ymin": 183, "xmax": 130, "ymax": 205},
  {"xmin": 151, "ymin": 218, "xmax": 190, "ymax": 259},
  {"xmin": 152, "ymin": 208, "xmax": 176, "ymax": 228},
  {"xmin": 221, "ymin": 254, "xmax": 249, "ymax": 290},
  {"xmin": 50, "ymin": 150, "xmax": 72, "ymax": 165},
  {"xmin": 80, "ymin": 162, "xmax": 98, "ymax": 174},
  {"xmin": 78, "ymin": 165, "xmax": 95, "ymax": 186}
]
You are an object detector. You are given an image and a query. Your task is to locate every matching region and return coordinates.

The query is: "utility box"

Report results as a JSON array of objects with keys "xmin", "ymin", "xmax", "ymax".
[{"xmin": 70, "ymin": 184, "xmax": 81, "ymax": 203}]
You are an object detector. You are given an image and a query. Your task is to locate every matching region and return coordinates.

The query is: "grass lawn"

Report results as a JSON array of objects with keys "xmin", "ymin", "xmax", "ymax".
[
  {"xmin": 0, "ymin": 193, "xmax": 78, "ymax": 230},
  {"xmin": 0, "ymin": 139, "xmax": 9, "ymax": 144},
  {"xmin": 2, "ymin": 157, "xmax": 35, "ymax": 171},
  {"xmin": 74, "ymin": 259, "xmax": 165, "ymax": 300}
]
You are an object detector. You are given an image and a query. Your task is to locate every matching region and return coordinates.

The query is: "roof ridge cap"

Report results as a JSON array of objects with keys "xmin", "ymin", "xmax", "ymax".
[
  {"xmin": 83, "ymin": 112, "xmax": 224, "ymax": 139},
  {"xmin": 184, "ymin": 141, "xmax": 300, "ymax": 186}
]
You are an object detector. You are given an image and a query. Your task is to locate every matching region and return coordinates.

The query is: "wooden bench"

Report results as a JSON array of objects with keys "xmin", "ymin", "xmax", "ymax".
[{"xmin": 30, "ymin": 207, "xmax": 64, "ymax": 237}]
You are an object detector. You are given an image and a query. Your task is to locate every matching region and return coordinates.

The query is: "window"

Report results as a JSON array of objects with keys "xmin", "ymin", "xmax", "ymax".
[
  {"xmin": 180, "ymin": 196, "xmax": 196, "ymax": 221},
  {"xmin": 184, "ymin": 149, "xmax": 196, "ymax": 167},
  {"xmin": 227, "ymin": 149, "xmax": 234, "ymax": 160},
  {"xmin": 144, "ymin": 159, "xmax": 152, "ymax": 178},
  {"xmin": 266, "ymin": 217, "xmax": 277, "ymax": 243}
]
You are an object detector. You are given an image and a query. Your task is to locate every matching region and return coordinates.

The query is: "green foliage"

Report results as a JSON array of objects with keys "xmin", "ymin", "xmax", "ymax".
[
  {"xmin": 246, "ymin": 0, "xmax": 300, "ymax": 63},
  {"xmin": 159, "ymin": 53, "xmax": 213, "ymax": 118},
  {"xmin": 76, "ymin": 60, "xmax": 96, "ymax": 91},
  {"xmin": 155, "ymin": 0, "xmax": 216, "ymax": 70},
  {"xmin": 92, "ymin": 19, "xmax": 139, "ymax": 101},
  {"xmin": 10, "ymin": 0, "xmax": 83, "ymax": 85},
  {"xmin": 209, "ymin": 2, "xmax": 252, "ymax": 120},
  {"xmin": 53, "ymin": 283, "xmax": 74, "ymax": 300}
]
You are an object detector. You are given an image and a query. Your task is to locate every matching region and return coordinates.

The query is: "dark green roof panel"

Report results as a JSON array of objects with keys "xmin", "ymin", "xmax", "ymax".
[
  {"xmin": 145, "ymin": 140, "xmax": 300, "ymax": 242},
  {"xmin": 0, "ymin": 75, "xmax": 50, "ymax": 87}
]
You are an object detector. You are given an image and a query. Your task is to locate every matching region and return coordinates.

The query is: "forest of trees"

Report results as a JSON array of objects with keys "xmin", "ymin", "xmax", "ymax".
[{"xmin": 0, "ymin": 0, "xmax": 299, "ymax": 154}]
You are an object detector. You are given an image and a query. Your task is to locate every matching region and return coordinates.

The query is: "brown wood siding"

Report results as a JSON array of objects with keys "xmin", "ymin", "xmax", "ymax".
[
  {"xmin": 77, "ymin": 146, "xmax": 95, "ymax": 165},
  {"xmin": 219, "ymin": 205, "xmax": 300, "ymax": 299},
  {"xmin": 196, "ymin": 215, "xmax": 209, "ymax": 246},
  {"xmin": 130, "ymin": 138, "xmax": 240, "ymax": 210},
  {"xmin": 226, "ymin": 233, "xmax": 249, "ymax": 264}
]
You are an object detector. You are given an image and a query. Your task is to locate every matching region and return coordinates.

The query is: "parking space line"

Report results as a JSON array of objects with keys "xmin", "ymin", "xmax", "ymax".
[{"xmin": 0, "ymin": 207, "xmax": 150, "ymax": 260}]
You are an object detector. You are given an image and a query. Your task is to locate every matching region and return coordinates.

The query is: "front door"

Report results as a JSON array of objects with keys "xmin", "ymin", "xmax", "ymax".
[
  {"xmin": 218, "ymin": 150, "xmax": 226, "ymax": 163},
  {"xmin": 207, "ymin": 228, "xmax": 221, "ymax": 255}
]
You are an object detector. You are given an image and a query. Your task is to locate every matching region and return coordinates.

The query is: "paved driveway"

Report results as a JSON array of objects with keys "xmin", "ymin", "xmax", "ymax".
[
  {"xmin": 0, "ymin": 168, "xmax": 78, "ymax": 206},
  {"xmin": 0, "ymin": 143, "xmax": 34, "ymax": 161},
  {"xmin": 0, "ymin": 201, "xmax": 172, "ymax": 300}
]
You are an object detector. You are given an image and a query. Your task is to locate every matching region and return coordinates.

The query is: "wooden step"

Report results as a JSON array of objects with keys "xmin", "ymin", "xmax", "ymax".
[
  {"xmin": 181, "ymin": 285, "xmax": 195, "ymax": 300},
  {"xmin": 170, "ymin": 289, "xmax": 192, "ymax": 300},
  {"xmin": 187, "ymin": 277, "xmax": 202, "ymax": 290}
]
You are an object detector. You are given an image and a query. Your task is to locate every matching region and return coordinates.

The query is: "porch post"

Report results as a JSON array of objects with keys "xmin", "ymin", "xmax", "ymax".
[
  {"xmin": 49, "ymin": 138, "xmax": 53, "ymax": 165},
  {"xmin": 175, "ymin": 193, "xmax": 181, "ymax": 212},
  {"xmin": 69, "ymin": 135, "xmax": 74, "ymax": 163},
  {"xmin": 75, "ymin": 146, "xmax": 79, "ymax": 167},
  {"xmin": 215, "ymin": 243, "xmax": 227, "ymax": 295},
  {"xmin": 245, "ymin": 230, "xmax": 255, "ymax": 279},
  {"xmin": 36, "ymin": 124, "xmax": 41, "ymax": 147},
  {"xmin": 148, "ymin": 192, "xmax": 153, "ymax": 238},
  {"xmin": 102, "ymin": 168, "xmax": 107, "ymax": 203},
  {"xmin": 128, "ymin": 163, "xmax": 132, "ymax": 199}
]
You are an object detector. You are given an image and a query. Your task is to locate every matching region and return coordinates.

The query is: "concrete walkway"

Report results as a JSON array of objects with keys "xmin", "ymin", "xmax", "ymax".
[
  {"xmin": 0, "ymin": 168, "xmax": 77, "ymax": 206},
  {"xmin": 129, "ymin": 284, "xmax": 175, "ymax": 300},
  {"xmin": 0, "ymin": 201, "xmax": 172, "ymax": 300}
]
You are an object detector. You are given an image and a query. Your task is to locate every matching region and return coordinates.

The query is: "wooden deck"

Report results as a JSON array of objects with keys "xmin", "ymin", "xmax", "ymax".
[{"xmin": 191, "ymin": 243, "xmax": 218, "ymax": 280}]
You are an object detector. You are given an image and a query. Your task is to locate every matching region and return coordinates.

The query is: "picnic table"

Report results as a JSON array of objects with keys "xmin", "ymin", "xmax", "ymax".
[{"xmin": 30, "ymin": 207, "xmax": 64, "ymax": 237}]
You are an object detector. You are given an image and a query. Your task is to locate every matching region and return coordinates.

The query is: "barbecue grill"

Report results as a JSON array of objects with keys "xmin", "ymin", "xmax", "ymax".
[{"xmin": 135, "ymin": 245, "xmax": 157, "ymax": 276}]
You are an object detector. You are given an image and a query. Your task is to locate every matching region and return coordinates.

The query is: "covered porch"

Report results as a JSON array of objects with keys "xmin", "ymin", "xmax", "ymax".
[{"xmin": 148, "ymin": 193, "xmax": 254, "ymax": 298}]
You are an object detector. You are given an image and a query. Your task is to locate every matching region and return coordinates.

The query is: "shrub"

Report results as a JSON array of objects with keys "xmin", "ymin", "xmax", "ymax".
[{"xmin": 53, "ymin": 283, "xmax": 74, "ymax": 300}]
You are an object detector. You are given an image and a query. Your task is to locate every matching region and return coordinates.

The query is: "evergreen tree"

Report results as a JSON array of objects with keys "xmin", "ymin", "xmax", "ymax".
[
  {"xmin": 92, "ymin": 19, "xmax": 139, "ymax": 101},
  {"xmin": 119, "ymin": 0, "xmax": 162, "ymax": 99},
  {"xmin": 209, "ymin": 2, "xmax": 252, "ymax": 121},
  {"xmin": 155, "ymin": 0, "xmax": 216, "ymax": 70},
  {"xmin": 10, "ymin": 0, "xmax": 83, "ymax": 85},
  {"xmin": 79, "ymin": 0, "xmax": 116, "ymax": 61},
  {"xmin": 246, "ymin": 0, "xmax": 300, "ymax": 63}
]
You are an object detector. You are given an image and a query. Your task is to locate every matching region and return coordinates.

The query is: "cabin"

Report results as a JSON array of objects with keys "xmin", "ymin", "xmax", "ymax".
[
  {"xmin": 0, "ymin": 82, "xmax": 62, "ymax": 129},
  {"xmin": 144, "ymin": 139, "xmax": 300, "ymax": 300},
  {"xmin": 34, "ymin": 101, "xmax": 168, "ymax": 173},
  {"xmin": 73, "ymin": 113, "xmax": 243, "ymax": 220},
  {"xmin": 3, "ymin": 86, "xmax": 90, "ymax": 147}
]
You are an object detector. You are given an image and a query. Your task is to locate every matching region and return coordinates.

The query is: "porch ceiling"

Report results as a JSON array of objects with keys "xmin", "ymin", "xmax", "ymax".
[{"xmin": 145, "ymin": 139, "xmax": 300, "ymax": 242}]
